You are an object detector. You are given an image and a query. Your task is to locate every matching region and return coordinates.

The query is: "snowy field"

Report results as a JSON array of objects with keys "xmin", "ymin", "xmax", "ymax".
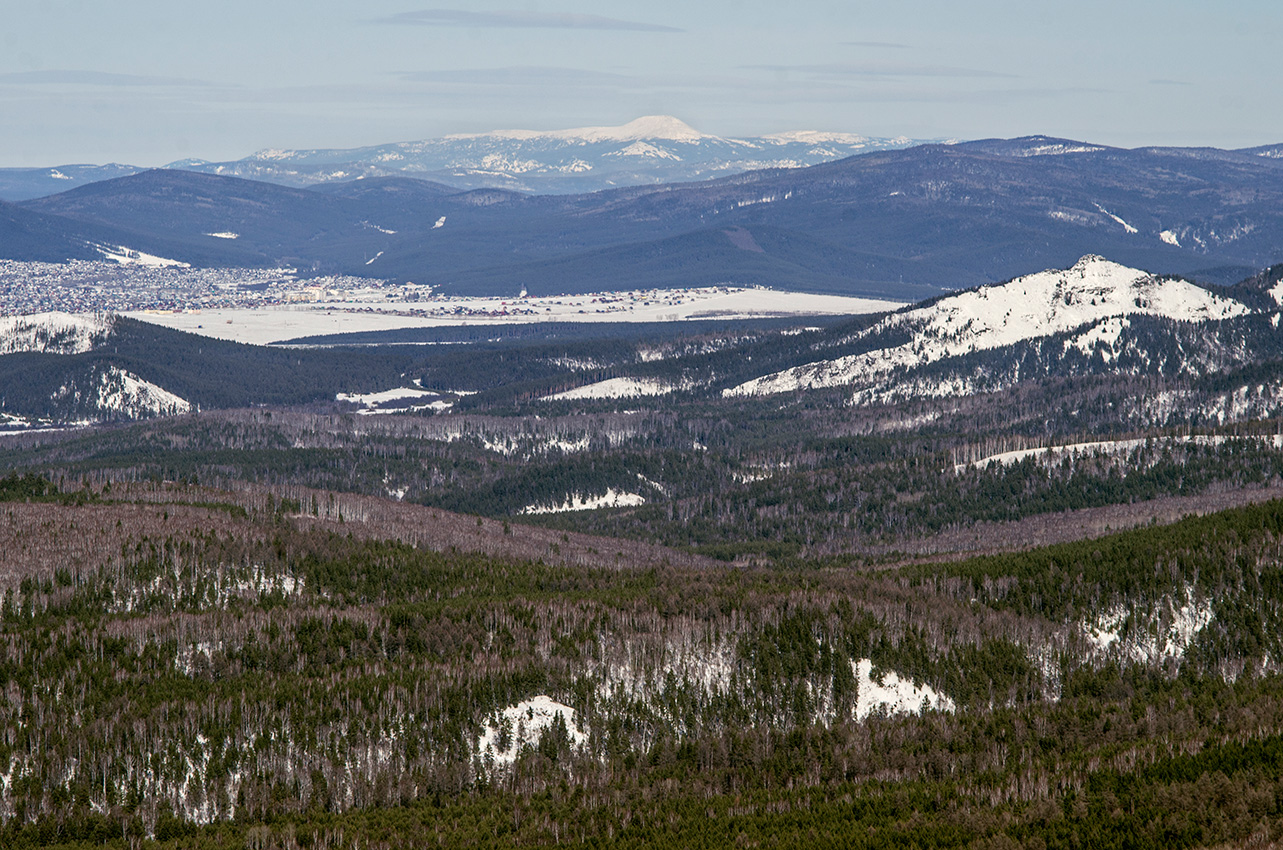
[{"xmin": 123, "ymin": 287, "xmax": 903, "ymax": 346}]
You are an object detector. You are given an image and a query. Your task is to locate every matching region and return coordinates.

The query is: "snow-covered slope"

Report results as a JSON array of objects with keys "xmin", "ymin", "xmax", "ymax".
[
  {"xmin": 95, "ymin": 367, "xmax": 191, "ymax": 417},
  {"xmin": 726, "ymin": 256, "xmax": 1252, "ymax": 400},
  {"xmin": 0, "ymin": 312, "xmax": 114, "ymax": 354},
  {"xmin": 1, "ymin": 312, "xmax": 193, "ymax": 423},
  {"xmin": 54, "ymin": 365, "xmax": 191, "ymax": 419},
  {"xmin": 541, "ymin": 377, "xmax": 679, "ymax": 401}
]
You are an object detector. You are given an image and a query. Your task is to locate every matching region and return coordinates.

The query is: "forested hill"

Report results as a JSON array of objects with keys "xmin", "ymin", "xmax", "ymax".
[
  {"xmin": 10, "ymin": 136, "xmax": 1283, "ymax": 297},
  {"xmin": 3, "ymin": 477, "xmax": 1283, "ymax": 847},
  {"xmin": 0, "ymin": 315, "xmax": 411, "ymax": 422}
]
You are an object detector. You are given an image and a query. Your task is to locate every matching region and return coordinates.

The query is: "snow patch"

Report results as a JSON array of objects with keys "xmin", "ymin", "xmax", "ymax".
[
  {"xmin": 1019, "ymin": 143, "xmax": 1106, "ymax": 156},
  {"xmin": 956, "ymin": 433, "xmax": 1283, "ymax": 472},
  {"xmin": 205, "ymin": 232, "xmax": 240, "ymax": 240},
  {"xmin": 854, "ymin": 659, "xmax": 955, "ymax": 720},
  {"xmin": 1269, "ymin": 279, "xmax": 1283, "ymax": 307},
  {"xmin": 453, "ymin": 115, "xmax": 711, "ymax": 144},
  {"xmin": 605, "ymin": 141, "xmax": 683, "ymax": 160},
  {"xmin": 432, "ymin": 216, "xmax": 446, "ymax": 229},
  {"xmin": 1083, "ymin": 590, "xmax": 1213, "ymax": 665},
  {"xmin": 521, "ymin": 489, "xmax": 646, "ymax": 514},
  {"xmin": 91, "ymin": 243, "xmax": 189, "ymax": 268},
  {"xmin": 1159, "ymin": 230, "xmax": 1181, "ymax": 247},
  {"xmin": 541, "ymin": 377, "xmax": 678, "ymax": 401},
  {"xmin": 1066, "ymin": 315, "xmax": 1129, "ymax": 361},
  {"xmin": 476, "ymin": 696, "xmax": 587, "ymax": 768},
  {"xmin": 92, "ymin": 366, "xmax": 191, "ymax": 417},
  {"xmin": 1094, "ymin": 204, "xmax": 1138, "ymax": 234},
  {"xmin": 761, "ymin": 130, "xmax": 871, "ymax": 145}
]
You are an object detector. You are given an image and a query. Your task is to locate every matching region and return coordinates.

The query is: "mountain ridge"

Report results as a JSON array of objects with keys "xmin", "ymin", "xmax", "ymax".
[{"xmin": 0, "ymin": 116, "xmax": 936, "ymax": 200}]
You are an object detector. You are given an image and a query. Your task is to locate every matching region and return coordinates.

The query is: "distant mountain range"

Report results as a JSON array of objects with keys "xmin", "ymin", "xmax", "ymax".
[
  {"xmin": 0, "ymin": 116, "xmax": 931, "ymax": 201},
  {"xmin": 7, "ymin": 134, "xmax": 1283, "ymax": 301}
]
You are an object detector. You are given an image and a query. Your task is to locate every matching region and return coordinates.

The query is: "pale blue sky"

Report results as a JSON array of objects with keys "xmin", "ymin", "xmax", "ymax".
[{"xmin": 2, "ymin": 1, "xmax": 1279, "ymax": 166}]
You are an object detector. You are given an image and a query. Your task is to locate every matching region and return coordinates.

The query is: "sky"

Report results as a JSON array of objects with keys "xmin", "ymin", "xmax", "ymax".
[{"xmin": 3, "ymin": 1, "xmax": 1280, "ymax": 166}]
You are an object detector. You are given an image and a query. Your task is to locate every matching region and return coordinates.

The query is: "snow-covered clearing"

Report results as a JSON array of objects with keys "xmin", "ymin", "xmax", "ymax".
[
  {"xmin": 336, "ymin": 387, "xmax": 452, "ymax": 415},
  {"xmin": 521, "ymin": 489, "xmax": 646, "ymax": 514},
  {"xmin": 91, "ymin": 243, "xmax": 190, "ymax": 268},
  {"xmin": 1094, "ymin": 204, "xmax": 1139, "ymax": 234},
  {"xmin": 476, "ymin": 696, "xmax": 587, "ymax": 768},
  {"xmin": 541, "ymin": 377, "xmax": 678, "ymax": 401},
  {"xmin": 854, "ymin": 659, "xmax": 955, "ymax": 720}
]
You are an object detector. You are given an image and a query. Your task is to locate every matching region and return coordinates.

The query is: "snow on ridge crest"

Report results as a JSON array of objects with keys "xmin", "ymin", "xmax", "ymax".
[
  {"xmin": 450, "ymin": 115, "xmax": 713, "ymax": 144},
  {"xmin": 725, "ymin": 256, "xmax": 1250, "ymax": 398},
  {"xmin": 94, "ymin": 367, "xmax": 191, "ymax": 418},
  {"xmin": 760, "ymin": 130, "xmax": 871, "ymax": 146},
  {"xmin": 0, "ymin": 312, "xmax": 115, "ymax": 355}
]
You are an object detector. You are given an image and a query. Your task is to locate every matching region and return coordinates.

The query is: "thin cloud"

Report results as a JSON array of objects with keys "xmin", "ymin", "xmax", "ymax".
[
  {"xmin": 746, "ymin": 63, "xmax": 1015, "ymax": 79},
  {"xmin": 371, "ymin": 9, "xmax": 681, "ymax": 33},
  {"xmin": 398, "ymin": 67, "xmax": 634, "ymax": 87},
  {"xmin": 0, "ymin": 70, "xmax": 216, "ymax": 87},
  {"xmin": 843, "ymin": 41, "xmax": 911, "ymax": 49}
]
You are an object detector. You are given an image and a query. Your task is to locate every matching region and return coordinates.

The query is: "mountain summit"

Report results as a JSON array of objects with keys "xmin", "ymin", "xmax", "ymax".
[
  {"xmin": 726, "ymin": 256, "xmax": 1255, "ymax": 402},
  {"xmin": 448, "ymin": 115, "xmax": 712, "ymax": 144}
]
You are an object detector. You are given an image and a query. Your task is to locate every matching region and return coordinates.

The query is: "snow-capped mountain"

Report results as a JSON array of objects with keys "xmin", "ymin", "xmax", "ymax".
[
  {"xmin": 167, "ymin": 116, "xmax": 931, "ymax": 195},
  {"xmin": 725, "ymin": 256, "xmax": 1261, "ymax": 403}
]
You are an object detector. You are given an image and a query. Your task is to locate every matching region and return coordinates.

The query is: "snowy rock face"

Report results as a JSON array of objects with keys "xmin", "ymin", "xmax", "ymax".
[
  {"xmin": 726, "ymin": 256, "xmax": 1251, "ymax": 401},
  {"xmin": 0, "ymin": 312, "xmax": 114, "ymax": 354},
  {"xmin": 1083, "ymin": 589, "xmax": 1214, "ymax": 667},
  {"xmin": 54, "ymin": 366, "xmax": 191, "ymax": 419},
  {"xmin": 475, "ymin": 696, "xmax": 588, "ymax": 768},
  {"xmin": 94, "ymin": 367, "xmax": 191, "ymax": 418}
]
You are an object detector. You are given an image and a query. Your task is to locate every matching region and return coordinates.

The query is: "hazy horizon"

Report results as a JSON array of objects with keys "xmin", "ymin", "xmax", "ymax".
[{"xmin": 3, "ymin": 1, "xmax": 1279, "ymax": 167}]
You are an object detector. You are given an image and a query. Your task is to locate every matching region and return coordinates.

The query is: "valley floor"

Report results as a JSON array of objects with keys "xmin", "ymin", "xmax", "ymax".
[{"xmin": 123, "ymin": 286, "xmax": 901, "ymax": 346}]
